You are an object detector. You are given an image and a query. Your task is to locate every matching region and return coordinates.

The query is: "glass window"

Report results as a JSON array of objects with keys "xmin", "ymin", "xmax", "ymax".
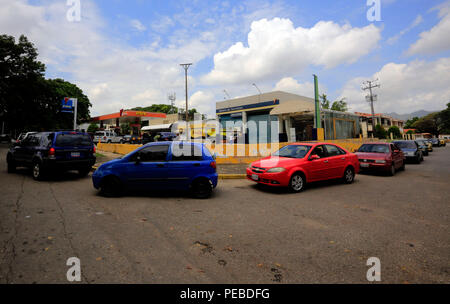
[
  {"xmin": 325, "ymin": 145, "xmax": 343, "ymax": 157},
  {"xmin": 133, "ymin": 145, "xmax": 169, "ymax": 162},
  {"xmin": 273, "ymin": 145, "xmax": 312, "ymax": 159},
  {"xmin": 357, "ymin": 144, "xmax": 390, "ymax": 153},
  {"xmin": 55, "ymin": 134, "xmax": 92, "ymax": 147},
  {"xmin": 311, "ymin": 145, "xmax": 327, "ymax": 158},
  {"xmin": 393, "ymin": 141, "xmax": 416, "ymax": 149},
  {"xmin": 171, "ymin": 143, "xmax": 203, "ymax": 161}
]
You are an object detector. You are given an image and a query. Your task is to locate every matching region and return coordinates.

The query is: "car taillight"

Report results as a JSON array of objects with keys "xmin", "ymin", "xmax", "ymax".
[
  {"xmin": 93, "ymin": 146, "xmax": 96, "ymax": 153},
  {"xmin": 49, "ymin": 147, "xmax": 55, "ymax": 156},
  {"xmin": 210, "ymin": 161, "xmax": 216, "ymax": 170},
  {"xmin": 104, "ymin": 136, "xmax": 107, "ymax": 140}
]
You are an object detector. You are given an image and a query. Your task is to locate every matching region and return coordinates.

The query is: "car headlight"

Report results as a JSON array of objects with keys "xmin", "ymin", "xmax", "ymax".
[
  {"xmin": 266, "ymin": 167, "xmax": 286, "ymax": 173},
  {"xmin": 375, "ymin": 160, "xmax": 386, "ymax": 164}
]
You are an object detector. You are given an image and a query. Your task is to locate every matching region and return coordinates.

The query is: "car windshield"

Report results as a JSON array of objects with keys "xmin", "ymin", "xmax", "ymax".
[
  {"xmin": 357, "ymin": 144, "xmax": 389, "ymax": 153},
  {"xmin": 55, "ymin": 134, "xmax": 92, "ymax": 147},
  {"xmin": 94, "ymin": 132, "xmax": 104, "ymax": 136},
  {"xmin": 394, "ymin": 141, "xmax": 416, "ymax": 149},
  {"xmin": 273, "ymin": 145, "xmax": 312, "ymax": 158}
]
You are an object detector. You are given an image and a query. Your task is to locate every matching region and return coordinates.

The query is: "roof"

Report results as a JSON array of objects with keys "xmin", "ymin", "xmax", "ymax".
[
  {"xmin": 91, "ymin": 110, "xmax": 166, "ymax": 121},
  {"xmin": 270, "ymin": 99, "xmax": 314, "ymax": 115}
]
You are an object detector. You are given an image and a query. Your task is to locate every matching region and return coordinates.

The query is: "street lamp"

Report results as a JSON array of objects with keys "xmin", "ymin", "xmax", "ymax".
[
  {"xmin": 252, "ymin": 83, "xmax": 262, "ymax": 102},
  {"xmin": 180, "ymin": 63, "xmax": 192, "ymax": 123}
]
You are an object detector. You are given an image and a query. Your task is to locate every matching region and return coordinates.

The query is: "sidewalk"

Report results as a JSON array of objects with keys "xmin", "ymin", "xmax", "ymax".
[{"xmin": 94, "ymin": 150, "xmax": 248, "ymax": 178}]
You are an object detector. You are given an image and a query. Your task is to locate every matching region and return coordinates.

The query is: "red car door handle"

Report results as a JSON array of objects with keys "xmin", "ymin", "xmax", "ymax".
[
  {"xmin": 323, "ymin": 160, "xmax": 329, "ymax": 163},
  {"xmin": 341, "ymin": 157, "xmax": 346, "ymax": 160}
]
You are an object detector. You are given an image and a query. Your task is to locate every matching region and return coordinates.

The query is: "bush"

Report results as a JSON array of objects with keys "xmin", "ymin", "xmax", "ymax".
[
  {"xmin": 87, "ymin": 123, "xmax": 99, "ymax": 133},
  {"xmin": 388, "ymin": 126, "xmax": 401, "ymax": 139},
  {"xmin": 374, "ymin": 124, "xmax": 387, "ymax": 139}
]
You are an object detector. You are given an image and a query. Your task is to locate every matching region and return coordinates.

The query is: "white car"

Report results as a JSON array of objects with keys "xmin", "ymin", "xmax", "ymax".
[{"xmin": 93, "ymin": 131, "xmax": 123, "ymax": 143}]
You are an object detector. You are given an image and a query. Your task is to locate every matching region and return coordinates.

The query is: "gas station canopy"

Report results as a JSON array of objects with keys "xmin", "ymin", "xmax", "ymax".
[{"xmin": 91, "ymin": 110, "xmax": 166, "ymax": 125}]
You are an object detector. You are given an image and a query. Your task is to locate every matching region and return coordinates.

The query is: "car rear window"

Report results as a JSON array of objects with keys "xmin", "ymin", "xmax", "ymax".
[
  {"xmin": 55, "ymin": 134, "xmax": 92, "ymax": 147},
  {"xmin": 393, "ymin": 141, "xmax": 416, "ymax": 149},
  {"xmin": 273, "ymin": 145, "xmax": 312, "ymax": 158},
  {"xmin": 357, "ymin": 144, "xmax": 389, "ymax": 153}
]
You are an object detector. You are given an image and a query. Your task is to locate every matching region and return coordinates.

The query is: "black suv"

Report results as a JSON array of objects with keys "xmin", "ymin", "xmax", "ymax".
[{"xmin": 7, "ymin": 131, "xmax": 96, "ymax": 180}]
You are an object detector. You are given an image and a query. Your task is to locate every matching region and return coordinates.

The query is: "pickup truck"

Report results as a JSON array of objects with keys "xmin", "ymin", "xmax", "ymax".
[{"xmin": 93, "ymin": 131, "xmax": 124, "ymax": 144}]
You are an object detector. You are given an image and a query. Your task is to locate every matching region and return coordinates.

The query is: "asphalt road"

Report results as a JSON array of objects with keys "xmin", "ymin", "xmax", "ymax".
[{"xmin": 0, "ymin": 144, "xmax": 449, "ymax": 284}]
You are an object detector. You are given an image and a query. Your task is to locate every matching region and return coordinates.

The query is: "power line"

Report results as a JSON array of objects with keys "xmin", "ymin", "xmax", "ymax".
[{"xmin": 362, "ymin": 79, "xmax": 380, "ymax": 133}]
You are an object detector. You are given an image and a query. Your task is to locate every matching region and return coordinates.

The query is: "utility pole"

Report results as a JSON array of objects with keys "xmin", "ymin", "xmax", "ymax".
[
  {"xmin": 168, "ymin": 93, "xmax": 176, "ymax": 114},
  {"xmin": 180, "ymin": 63, "xmax": 192, "ymax": 123},
  {"xmin": 362, "ymin": 79, "xmax": 380, "ymax": 132},
  {"xmin": 252, "ymin": 83, "xmax": 262, "ymax": 102}
]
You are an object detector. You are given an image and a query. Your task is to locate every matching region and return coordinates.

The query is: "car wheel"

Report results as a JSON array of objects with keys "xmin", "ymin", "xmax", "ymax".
[
  {"xmin": 120, "ymin": 139, "xmax": 124, "ymax": 144},
  {"xmin": 107, "ymin": 140, "xmax": 112, "ymax": 144},
  {"xmin": 289, "ymin": 173, "xmax": 305, "ymax": 193},
  {"xmin": 399, "ymin": 161, "xmax": 405, "ymax": 171},
  {"xmin": 191, "ymin": 179, "xmax": 212, "ymax": 199},
  {"xmin": 78, "ymin": 167, "xmax": 91, "ymax": 177},
  {"xmin": 32, "ymin": 161, "xmax": 45, "ymax": 181},
  {"xmin": 7, "ymin": 159, "xmax": 16, "ymax": 173},
  {"xmin": 389, "ymin": 164, "xmax": 396, "ymax": 176},
  {"xmin": 100, "ymin": 176, "xmax": 122, "ymax": 197},
  {"xmin": 343, "ymin": 167, "xmax": 355, "ymax": 184}
]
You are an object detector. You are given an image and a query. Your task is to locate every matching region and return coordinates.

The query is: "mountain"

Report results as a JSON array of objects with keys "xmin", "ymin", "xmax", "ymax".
[{"xmin": 384, "ymin": 110, "xmax": 434, "ymax": 121}]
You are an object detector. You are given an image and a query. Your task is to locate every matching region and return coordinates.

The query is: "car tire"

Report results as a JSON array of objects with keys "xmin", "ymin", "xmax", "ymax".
[
  {"xmin": 191, "ymin": 179, "xmax": 212, "ymax": 199},
  {"xmin": 32, "ymin": 161, "xmax": 45, "ymax": 181},
  {"xmin": 342, "ymin": 167, "xmax": 355, "ymax": 184},
  {"xmin": 78, "ymin": 167, "xmax": 91, "ymax": 177},
  {"xmin": 289, "ymin": 173, "xmax": 305, "ymax": 193},
  {"xmin": 389, "ymin": 164, "xmax": 396, "ymax": 176},
  {"xmin": 7, "ymin": 159, "xmax": 16, "ymax": 173},
  {"xmin": 107, "ymin": 140, "xmax": 112, "ymax": 144},
  {"xmin": 100, "ymin": 176, "xmax": 122, "ymax": 197},
  {"xmin": 399, "ymin": 161, "xmax": 405, "ymax": 171},
  {"xmin": 120, "ymin": 139, "xmax": 124, "ymax": 144}
]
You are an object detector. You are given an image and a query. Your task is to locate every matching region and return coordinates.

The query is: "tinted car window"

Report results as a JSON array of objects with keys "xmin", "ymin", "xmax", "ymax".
[
  {"xmin": 55, "ymin": 134, "xmax": 92, "ymax": 147},
  {"xmin": 134, "ymin": 145, "xmax": 169, "ymax": 162},
  {"xmin": 311, "ymin": 145, "xmax": 327, "ymax": 158},
  {"xmin": 393, "ymin": 141, "xmax": 417, "ymax": 149},
  {"xmin": 357, "ymin": 144, "xmax": 389, "ymax": 153},
  {"xmin": 273, "ymin": 145, "xmax": 312, "ymax": 158},
  {"xmin": 171, "ymin": 143, "xmax": 203, "ymax": 161},
  {"xmin": 325, "ymin": 145, "xmax": 344, "ymax": 156}
]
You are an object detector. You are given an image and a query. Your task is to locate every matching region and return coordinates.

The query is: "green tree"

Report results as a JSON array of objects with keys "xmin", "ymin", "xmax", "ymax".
[
  {"xmin": 374, "ymin": 124, "xmax": 387, "ymax": 139},
  {"xmin": 133, "ymin": 104, "xmax": 178, "ymax": 114},
  {"xmin": 120, "ymin": 123, "xmax": 130, "ymax": 135},
  {"xmin": 387, "ymin": 126, "xmax": 401, "ymax": 139},
  {"xmin": 437, "ymin": 103, "xmax": 450, "ymax": 134},
  {"xmin": 330, "ymin": 98, "xmax": 348, "ymax": 112},
  {"xmin": 320, "ymin": 94, "xmax": 330, "ymax": 109},
  {"xmin": 87, "ymin": 123, "xmax": 99, "ymax": 133},
  {"xmin": 412, "ymin": 113, "xmax": 439, "ymax": 136},
  {"xmin": 405, "ymin": 117, "xmax": 419, "ymax": 129},
  {"xmin": 406, "ymin": 130, "xmax": 415, "ymax": 135}
]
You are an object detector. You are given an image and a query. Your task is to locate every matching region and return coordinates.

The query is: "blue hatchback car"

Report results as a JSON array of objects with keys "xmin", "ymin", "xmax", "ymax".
[{"xmin": 92, "ymin": 141, "xmax": 218, "ymax": 198}]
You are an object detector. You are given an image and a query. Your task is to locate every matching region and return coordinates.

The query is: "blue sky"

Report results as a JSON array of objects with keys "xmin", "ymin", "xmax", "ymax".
[{"xmin": 1, "ymin": 0, "xmax": 449, "ymax": 116}]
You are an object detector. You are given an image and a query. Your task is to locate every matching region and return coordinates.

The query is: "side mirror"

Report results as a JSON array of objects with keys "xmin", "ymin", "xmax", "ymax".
[
  {"xmin": 135, "ymin": 154, "xmax": 141, "ymax": 164},
  {"xmin": 310, "ymin": 154, "xmax": 320, "ymax": 161},
  {"xmin": 213, "ymin": 153, "xmax": 217, "ymax": 160},
  {"xmin": 394, "ymin": 150, "xmax": 400, "ymax": 153}
]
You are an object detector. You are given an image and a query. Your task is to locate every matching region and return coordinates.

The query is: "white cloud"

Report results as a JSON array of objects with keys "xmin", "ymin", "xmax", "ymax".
[
  {"xmin": 176, "ymin": 91, "xmax": 216, "ymax": 117},
  {"xmin": 130, "ymin": 19, "xmax": 146, "ymax": 32},
  {"xmin": 202, "ymin": 18, "xmax": 381, "ymax": 85},
  {"xmin": 273, "ymin": 77, "xmax": 326, "ymax": 98},
  {"xmin": 387, "ymin": 15, "xmax": 423, "ymax": 45},
  {"xmin": 338, "ymin": 58, "xmax": 450, "ymax": 114},
  {"xmin": 407, "ymin": 3, "xmax": 450, "ymax": 55}
]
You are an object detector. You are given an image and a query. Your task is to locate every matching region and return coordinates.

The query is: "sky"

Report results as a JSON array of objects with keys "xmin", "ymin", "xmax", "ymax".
[{"xmin": 1, "ymin": 0, "xmax": 449, "ymax": 117}]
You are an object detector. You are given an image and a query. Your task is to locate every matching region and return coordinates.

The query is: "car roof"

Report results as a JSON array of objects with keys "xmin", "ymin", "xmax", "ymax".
[{"xmin": 360, "ymin": 142, "xmax": 390, "ymax": 145}]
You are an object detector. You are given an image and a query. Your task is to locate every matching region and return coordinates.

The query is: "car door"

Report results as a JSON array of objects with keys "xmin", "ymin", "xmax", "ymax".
[
  {"xmin": 305, "ymin": 145, "xmax": 331, "ymax": 181},
  {"xmin": 22, "ymin": 134, "xmax": 40, "ymax": 165},
  {"xmin": 167, "ymin": 143, "xmax": 206, "ymax": 189},
  {"xmin": 390, "ymin": 143, "xmax": 401, "ymax": 168},
  {"xmin": 122, "ymin": 145, "xmax": 170, "ymax": 189},
  {"xmin": 324, "ymin": 145, "xmax": 347, "ymax": 178}
]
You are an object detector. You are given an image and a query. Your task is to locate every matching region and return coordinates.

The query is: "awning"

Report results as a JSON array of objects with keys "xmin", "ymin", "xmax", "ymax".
[
  {"xmin": 270, "ymin": 100, "xmax": 314, "ymax": 115},
  {"xmin": 141, "ymin": 123, "xmax": 172, "ymax": 131}
]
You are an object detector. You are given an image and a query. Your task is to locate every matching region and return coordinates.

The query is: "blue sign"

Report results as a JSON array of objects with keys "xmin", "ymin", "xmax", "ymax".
[
  {"xmin": 61, "ymin": 97, "xmax": 74, "ymax": 113},
  {"xmin": 216, "ymin": 99, "xmax": 279, "ymax": 114}
]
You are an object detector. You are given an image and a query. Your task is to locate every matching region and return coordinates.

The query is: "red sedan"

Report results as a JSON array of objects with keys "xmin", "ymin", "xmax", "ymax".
[
  {"xmin": 355, "ymin": 142, "xmax": 405, "ymax": 176},
  {"xmin": 246, "ymin": 143, "xmax": 359, "ymax": 192}
]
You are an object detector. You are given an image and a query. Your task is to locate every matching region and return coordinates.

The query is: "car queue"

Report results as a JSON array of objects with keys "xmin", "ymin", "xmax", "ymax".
[{"xmin": 5, "ymin": 131, "xmax": 447, "ymax": 199}]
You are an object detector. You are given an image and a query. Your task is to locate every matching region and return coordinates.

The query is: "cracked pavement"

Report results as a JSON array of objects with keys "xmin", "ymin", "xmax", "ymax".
[{"xmin": 0, "ymin": 144, "xmax": 449, "ymax": 283}]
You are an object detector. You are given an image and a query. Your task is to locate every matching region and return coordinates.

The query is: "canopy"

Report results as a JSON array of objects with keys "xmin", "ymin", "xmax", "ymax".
[
  {"xmin": 270, "ymin": 99, "xmax": 314, "ymax": 115},
  {"xmin": 141, "ymin": 123, "xmax": 172, "ymax": 131}
]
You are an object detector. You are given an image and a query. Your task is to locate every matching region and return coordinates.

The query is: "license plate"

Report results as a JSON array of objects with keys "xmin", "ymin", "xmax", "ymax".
[
  {"xmin": 71, "ymin": 152, "xmax": 80, "ymax": 158},
  {"xmin": 360, "ymin": 163, "xmax": 369, "ymax": 168},
  {"xmin": 251, "ymin": 174, "xmax": 259, "ymax": 181}
]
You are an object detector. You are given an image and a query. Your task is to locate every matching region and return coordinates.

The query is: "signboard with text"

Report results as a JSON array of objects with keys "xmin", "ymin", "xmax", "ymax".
[{"xmin": 61, "ymin": 97, "xmax": 75, "ymax": 113}]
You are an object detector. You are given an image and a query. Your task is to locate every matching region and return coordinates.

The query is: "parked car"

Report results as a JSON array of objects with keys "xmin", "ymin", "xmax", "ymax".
[
  {"xmin": 416, "ymin": 139, "xmax": 433, "ymax": 152},
  {"xmin": 439, "ymin": 139, "xmax": 446, "ymax": 147},
  {"xmin": 415, "ymin": 140, "xmax": 431, "ymax": 155},
  {"xmin": 430, "ymin": 138, "xmax": 441, "ymax": 147},
  {"xmin": 246, "ymin": 143, "xmax": 359, "ymax": 192},
  {"xmin": 122, "ymin": 134, "xmax": 141, "ymax": 144},
  {"xmin": 392, "ymin": 140, "xmax": 423, "ymax": 163},
  {"xmin": 92, "ymin": 142, "xmax": 218, "ymax": 198},
  {"xmin": 7, "ymin": 131, "xmax": 96, "ymax": 180},
  {"xmin": 93, "ymin": 130, "xmax": 123, "ymax": 144},
  {"xmin": 355, "ymin": 142, "xmax": 405, "ymax": 175},
  {"xmin": 0, "ymin": 134, "xmax": 11, "ymax": 143},
  {"xmin": 154, "ymin": 132, "xmax": 177, "ymax": 142}
]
